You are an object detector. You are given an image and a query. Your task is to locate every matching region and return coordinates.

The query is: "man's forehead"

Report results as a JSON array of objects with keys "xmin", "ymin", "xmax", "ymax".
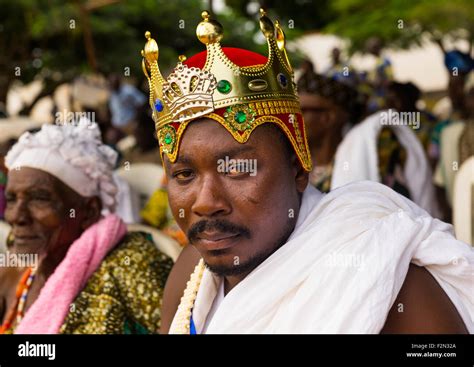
[
  {"xmin": 165, "ymin": 142, "xmax": 257, "ymax": 169},
  {"xmin": 163, "ymin": 118, "xmax": 261, "ymax": 168}
]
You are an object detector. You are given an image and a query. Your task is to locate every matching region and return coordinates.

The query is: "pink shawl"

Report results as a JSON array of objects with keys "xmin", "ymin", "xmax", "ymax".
[{"xmin": 15, "ymin": 214, "xmax": 127, "ymax": 334}]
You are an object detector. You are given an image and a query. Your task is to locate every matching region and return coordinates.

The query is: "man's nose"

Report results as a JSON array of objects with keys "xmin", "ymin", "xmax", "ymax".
[{"xmin": 191, "ymin": 175, "xmax": 231, "ymax": 218}]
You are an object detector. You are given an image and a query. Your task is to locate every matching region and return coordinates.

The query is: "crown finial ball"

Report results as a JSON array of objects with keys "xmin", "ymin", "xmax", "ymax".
[
  {"xmin": 178, "ymin": 55, "xmax": 187, "ymax": 63},
  {"xmin": 259, "ymin": 8, "xmax": 266, "ymax": 17},
  {"xmin": 201, "ymin": 10, "xmax": 210, "ymax": 20},
  {"xmin": 196, "ymin": 15, "xmax": 223, "ymax": 45},
  {"xmin": 145, "ymin": 31, "xmax": 151, "ymax": 40}
]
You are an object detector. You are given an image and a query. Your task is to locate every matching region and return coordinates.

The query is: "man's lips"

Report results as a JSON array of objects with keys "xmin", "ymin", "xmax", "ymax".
[{"xmin": 195, "ymin": 231, "xmax": 241, "ymax": 251}]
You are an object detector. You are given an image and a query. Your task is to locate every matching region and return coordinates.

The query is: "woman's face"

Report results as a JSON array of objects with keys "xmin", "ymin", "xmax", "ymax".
[{"xmin": 4, "ymin": 167, "xmax": 95, "ymax": 258}]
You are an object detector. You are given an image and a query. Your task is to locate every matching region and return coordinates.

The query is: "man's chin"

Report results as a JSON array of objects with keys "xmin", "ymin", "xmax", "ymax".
[
  {"xmin": 204, "ymin": 261, "xmax": 252, "ymax": 277},
  {"xmin": 203, "ymin": 250, "xmax": 268, "ymax": 277}
]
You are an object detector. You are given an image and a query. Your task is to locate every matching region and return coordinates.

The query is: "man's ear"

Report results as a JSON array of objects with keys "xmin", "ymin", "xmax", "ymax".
[
  {"xmin": 80, "ymin": 196, "xmax": 102, "ymax": 231},
  {"xmin": 290, "ymin": 153, "xmax": 309, "ymax": 194}
]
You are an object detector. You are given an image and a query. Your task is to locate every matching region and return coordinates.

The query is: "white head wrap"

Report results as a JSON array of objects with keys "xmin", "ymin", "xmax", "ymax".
[{"xmin": 5, "ymin": 120, "xmax": 118, "ymax": 211}]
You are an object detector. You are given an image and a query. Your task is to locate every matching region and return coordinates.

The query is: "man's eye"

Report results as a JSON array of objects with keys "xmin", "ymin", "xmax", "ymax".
[
  {"xmin": 5, "ymin": 195, "xmax": 15, "ymax": 203},
  {"xmin": 173, "ymin": 170, "xmax": 194, "ymax": 180},
  {"xmin": 225, "ymin": 166, "xmax": 246, "ymax": 176}
]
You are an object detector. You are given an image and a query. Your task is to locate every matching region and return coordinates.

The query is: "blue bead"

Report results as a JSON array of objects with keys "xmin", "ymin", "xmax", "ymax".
[
  {"xmin": 154, "ymin": 99, "xmax": 164, "ymax": 112},
  {"xmin": 277, "ymin": 73, "xmax": 288, "ymax": 88}
]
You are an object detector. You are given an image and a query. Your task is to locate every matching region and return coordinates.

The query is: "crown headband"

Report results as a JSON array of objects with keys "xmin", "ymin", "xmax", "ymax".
[{"xmin": 141, "ymin": 9, "xmax": 312, "ymax": 172}]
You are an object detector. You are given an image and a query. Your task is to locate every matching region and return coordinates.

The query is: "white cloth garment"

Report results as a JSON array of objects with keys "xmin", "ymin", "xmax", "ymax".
[
  {"xmin": 202, "ymin": 281, "xmax": 225, "ymax": 334},
  {"xmin": 433, "ymin": 121, "xmax": 466, "ymax": 206},
  {"xmin": 112, "ymin": 174, "xmax": 141, "ymax": 223},
  {"xmin": 187, "ymin": 181, "xmax": 474, "ymax": 334},
  {"xmin": 331, "ymin": 110, "xmax": 441, "ymax": 218}
]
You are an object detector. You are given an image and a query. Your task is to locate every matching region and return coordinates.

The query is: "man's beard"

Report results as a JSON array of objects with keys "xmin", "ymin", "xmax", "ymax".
[{"xmin": 202, "ymin": 217, "xmax": 295, "ymax": 277}]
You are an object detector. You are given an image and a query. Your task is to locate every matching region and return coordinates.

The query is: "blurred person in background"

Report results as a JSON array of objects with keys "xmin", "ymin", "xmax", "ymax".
[
  {"xmin": 324, "ymin": 47, "xmax": 344, "ymax": 77},
  {"xmin": 119, "ymin": 106, "xmax": 161, "ymax": 166},
  {"xmin": 430, "ymin": 50, "xmax": 474, "ymax": 173},
  {"xmin": 298, "ymin": 71, "xmax": 359, "ymax": 192},
  {"xmin": 385, "ymin": 81, "xmax": 438, "ymax": 164},
  {"xmin": 365, "ymin": 37, "xmax": 394, "ymax": 113},
  {"xmin": 459, "ymin": 77, "xmax": 474, "ymax": 165},
  {"xmin": 108, "ymin": 74, "xmax": 147, "ymax": 135},
  {"xmin": 298, "ymin": 71, "xmax": 441, "ymax": 217},
  {"xmin": 433, "ymin": 71, "xmax": 474, "ymax": 216}
]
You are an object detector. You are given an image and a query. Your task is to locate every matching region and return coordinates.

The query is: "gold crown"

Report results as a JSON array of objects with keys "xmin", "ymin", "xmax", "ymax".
[{"xmin": 141, "ymin": 9, "xmax": 300, "ymax": 130}]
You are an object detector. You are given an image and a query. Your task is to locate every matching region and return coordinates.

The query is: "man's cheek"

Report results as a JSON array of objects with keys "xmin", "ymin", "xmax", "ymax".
[{"xmin": 169, "ymin": 197, "xmax": 190, "ymax": 230}]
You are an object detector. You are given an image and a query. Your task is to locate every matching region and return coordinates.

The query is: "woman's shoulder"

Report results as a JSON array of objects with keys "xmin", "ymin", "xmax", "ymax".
[
  {"xmin": 100, "ymin": 231, "xmax": 174, "ymax": 292},
  {"xmin": 105, "ymin": 231, "xmax": 173, "ymax": 268}
]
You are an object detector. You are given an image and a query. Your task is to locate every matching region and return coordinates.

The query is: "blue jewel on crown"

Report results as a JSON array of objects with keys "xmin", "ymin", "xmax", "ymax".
[
  {"xmin": 277, "ymin": 73, "xmax": 288, "ymax": 89},
  {"xmin": 154, "ymin": 98, "xmax": 164, "ymax": 112}
]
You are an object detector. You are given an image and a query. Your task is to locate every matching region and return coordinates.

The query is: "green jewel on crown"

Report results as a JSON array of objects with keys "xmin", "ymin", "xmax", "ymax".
[
  {"xmin": 159, "ymin": 125, "xmax": 177, "ymax": 154},
  {"xmin": 223, "ymin": 104, "xmax": 256, "ymax": 132},
  {"xmin": 216, "ymin": 79, "xmax": 232, "ymax": 94}
]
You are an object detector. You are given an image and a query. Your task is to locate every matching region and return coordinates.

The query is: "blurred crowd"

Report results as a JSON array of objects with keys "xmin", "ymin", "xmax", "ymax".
[
  {"xmin": 1, "ymin": 36, "xmax": 473, "ymax": 247},
  {"xmin": 297, "ymin": 38, "xmax": 474, "ymax": 243}
]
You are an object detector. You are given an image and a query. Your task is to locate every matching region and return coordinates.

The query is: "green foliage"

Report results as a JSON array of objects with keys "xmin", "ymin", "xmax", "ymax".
[
  {"xmin": 1, "ymin": 0, "xmax": 471, "ymax": 102},
  {"xmin": 325, "ymin": 0, "xmax": 474, "ymax": 52},
  {"xmin": 225, "ymin": 0, "xmax": 473, "ymax": 52},
  {"xmin": 0, "ymin": 0, "xmax": 270, "ymax": 84}
]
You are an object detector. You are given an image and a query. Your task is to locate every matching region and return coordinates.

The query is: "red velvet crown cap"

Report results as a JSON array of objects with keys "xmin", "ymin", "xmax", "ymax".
[{"xmin": 184, "ymin": 47, "xmax": 268, "ymax": 68}]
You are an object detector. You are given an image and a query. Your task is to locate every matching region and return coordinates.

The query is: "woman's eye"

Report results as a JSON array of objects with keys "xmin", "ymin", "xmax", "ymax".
[{"xmin": 30, "ymin": 194, "xmax": 51, "ymax": 202}]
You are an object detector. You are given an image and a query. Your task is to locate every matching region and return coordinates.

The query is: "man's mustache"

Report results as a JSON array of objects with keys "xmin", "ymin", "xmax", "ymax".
[{"xmin": 187, "ymin": 219, "xmax": 251, "ymax": 244}]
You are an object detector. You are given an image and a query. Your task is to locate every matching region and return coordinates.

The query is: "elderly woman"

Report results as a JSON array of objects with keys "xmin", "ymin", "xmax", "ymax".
[{"xmin": 0, "ymin": 121, "xmax": 173, "ymax": 334}]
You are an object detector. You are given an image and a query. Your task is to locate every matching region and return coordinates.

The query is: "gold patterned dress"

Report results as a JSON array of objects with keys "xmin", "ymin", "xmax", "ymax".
[{"xmin": 59, "ymin": 231, "xmax": 173, "ymax": 334}]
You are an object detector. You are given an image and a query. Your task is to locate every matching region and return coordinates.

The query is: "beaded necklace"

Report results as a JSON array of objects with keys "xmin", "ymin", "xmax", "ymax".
[
  {"xmin": 169, "ymin": 259, "xmax": 205, "ymax": 334},
  {"xmin": 0, "ymin": 267, "xmax": 37, "ymax": 334}
]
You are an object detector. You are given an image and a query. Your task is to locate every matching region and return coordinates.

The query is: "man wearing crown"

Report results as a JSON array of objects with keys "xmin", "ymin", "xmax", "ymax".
[{"xmin": 142, "ymin": 10, "xmax": 474, "ymax": 334}]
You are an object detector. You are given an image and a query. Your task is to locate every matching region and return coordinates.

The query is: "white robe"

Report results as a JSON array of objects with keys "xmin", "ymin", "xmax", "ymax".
[
  {"xmin": 184, "ymin": 181, "xmax": 474, "ymax": 334},
  {"xmin": 331, "ymin": 110, "xmax": 441, "ymax": 218}
]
